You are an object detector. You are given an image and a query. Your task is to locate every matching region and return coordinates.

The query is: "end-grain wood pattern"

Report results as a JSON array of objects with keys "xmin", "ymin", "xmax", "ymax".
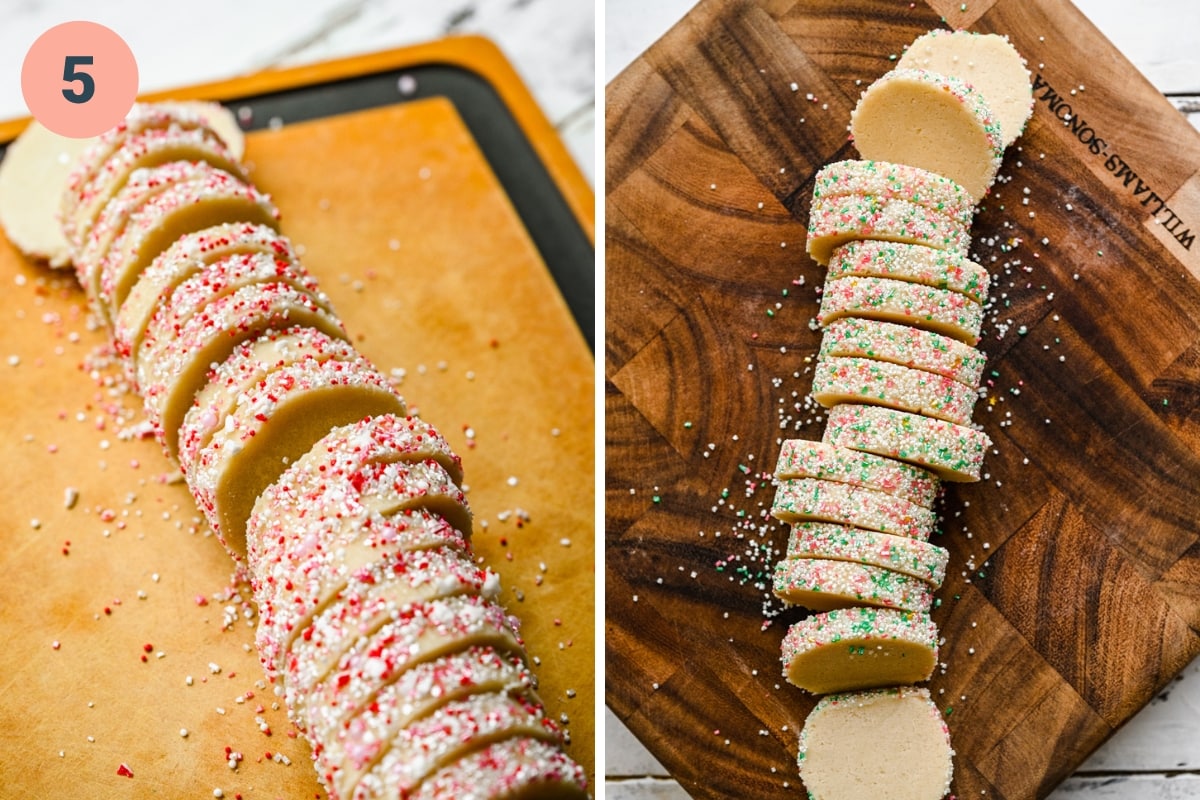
[{"xmin": 604, "ymin": 1, "xmax": 1200, "ymax": 797}]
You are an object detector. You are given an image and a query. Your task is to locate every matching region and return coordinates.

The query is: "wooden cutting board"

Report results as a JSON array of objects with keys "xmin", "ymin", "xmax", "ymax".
[
  {"xmin": 0, "ymin": 38, "xmax": 595, "ymax": 798},
  {"xmin": 605, "ymin": 1, "xmax": 1200, "ymax": 798}
]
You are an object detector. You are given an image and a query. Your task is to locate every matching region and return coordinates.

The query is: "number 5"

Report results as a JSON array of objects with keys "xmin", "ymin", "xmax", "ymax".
[{"xmin": 62, "ymin": 55, "xmax": 95, "ymax": 104}]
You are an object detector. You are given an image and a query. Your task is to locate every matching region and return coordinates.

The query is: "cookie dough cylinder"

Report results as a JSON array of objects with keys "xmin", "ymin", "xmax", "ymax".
[{"xmin": 775, "ymin": 440, "xmax": 941, "ymax": 508}]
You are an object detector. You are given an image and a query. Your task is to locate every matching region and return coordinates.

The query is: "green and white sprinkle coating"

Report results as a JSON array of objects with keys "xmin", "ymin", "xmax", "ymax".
[
  {"xmin": 806, "ymin": 193, "xmax": 971, "ymax": 266},
  {"xmin": 787, "ymin": 521, "xmax": 948, "ymax": 585},
  {"xmin": 812, "ymin": 355, "xmax": 979, "ymax": 425},
  {"xmin": 819, "ymin": 275, "xmax": 984, "ymax": 345},
  {"xmin": 827, "ymin": 239, "xmax": 990, "ymax": 304},
  {"xmin": 775, "ymin": 439, "xmax": 940, "ymax": 508},
  {"xmin": 820, "ymin": 317, "xmax": 987, "ymax": 388},
  {"xmin": 772, "ymin": 477, "xmax": 936, "ymax": 540},
  {"xmin": 812, "ymin": 160, "xmax": 974, "ymax": 228},
  {"xmin": 780, "ymin": 606, "xmax": 939, "ymax": 682},
  {"xmin": 773, "ymin": 557, "xmax": 933, "ymax": 612},
  {"xmin": 823, "ymin": 403, "xmax": 991, "ymax": 482}
]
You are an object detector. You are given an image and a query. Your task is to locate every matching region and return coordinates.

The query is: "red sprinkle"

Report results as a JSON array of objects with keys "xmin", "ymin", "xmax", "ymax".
[{"xmin": 116, "ymin": 764, "xmax": 133, "ymax": 778}]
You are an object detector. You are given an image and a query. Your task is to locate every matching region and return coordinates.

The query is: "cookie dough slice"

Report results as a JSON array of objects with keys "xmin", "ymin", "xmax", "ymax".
[
  {"xmin": 774, "ymin": 557, "xmax": 933, "ymax": 612},
  {"xmin": 776, "ymin": 440, "xmax": 940, "ymax": 508},
  {"xmin": 823, "ymin": 403, "xmax": 991, "ymax": 482},
  {"xmin": 798, "ymin": 686, "xmax": 953, "ymax": 800},
  {"xmin": 781, "ymin": 607, "xmax": 939, "ymax": 694},
  {"xmin": 827, "ymin": 240, "xmax": 990, "ymax": 305},
  {"xmin": 411, "ymin": 736, "xmax": 589, "ymax": 800},
  {"xmin": 812, "ymin": 160, "xmax": 974, "ymax": 229},
  {"xmin": 73, "ymin": 160, "xmax": 235, "ymax": 318},
  {"xmin": 811, "ymin": 355, "xmax": 979, "ymax": 425},
  {"xmin": 350, "ymin": 691, "xmax": 564, "ymax": 800},
  {"xmin": 318, "ymin": 648, "xmax": 536, "ymax": 796},
  {"xmin": 787, "ymin": 521, "xmax": 949, "ymax": 586},
  {"xmin": 806, "ymin": 192, "xmax": 971, "ymax": 266},
  {"xmin": 137, "ymin": 282, "xmax": 347, "ymax": 457},
  {"xmin": 189, "ymin": 356, "xmax": 407, "ymax": 557},
  {"xmin": 97, "ymin": 172, "xmax": 282, "ymax": 322},
  {"xmin": 137, "ymin": 249, "xmax": 328, "ymax": 384},
  {"xmin": 178, "ymin": 327, "xmax": 358, "ymax": 476},
  {"xmin": 772, "ymin": 477, "xmax": 937, "ymax": 540},
  {"xmin": 898, "ymin": 29, "xmax": 1033, "ymax": 147},
  {"xmin": 850, "ymin": 67, "xmax": 1003, "ymax": 201},
  {"xmin": 819, "ymin": 317, "xmax": 986, "ymax": 389},
  {"xmin": 115, "ymin": 222, "xmax": 297, "ymax": 363},
  {"xmin": 819, "ymin": 275, "xmax": 983, "ymax": 345}
]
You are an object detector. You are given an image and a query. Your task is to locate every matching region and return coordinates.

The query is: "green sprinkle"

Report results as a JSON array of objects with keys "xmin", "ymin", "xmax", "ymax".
[
  {"xmin": 738, "ymin": 464, "xmax": 750, "ymax": 474},
  {"xmin": 945, "ymin": 706, "xmax": 954, "ymax": 716},
  {"xmin": 1163, "ymin": 398, "xmax": 1170, "ymax": 406},
  {"xmin": 652, "ymin": 495, "xmax": 661, "ymax": 504},
  {"xmin": 684, "ymin": 421, "xmax": 693, "ymax": 429},
  {"xmin": 782, "ymin": 289, "xmax": 789, "ymax": 297}
]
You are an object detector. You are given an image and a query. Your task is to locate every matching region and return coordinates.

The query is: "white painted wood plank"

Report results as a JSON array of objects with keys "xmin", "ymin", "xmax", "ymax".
[
  {"xmin": 1049, "ymin": 774, "xmax": 1200, "ymax": 799},
  {"xmin": 605, "ymin": 778, "xmax": 696, "ymax": 800}
]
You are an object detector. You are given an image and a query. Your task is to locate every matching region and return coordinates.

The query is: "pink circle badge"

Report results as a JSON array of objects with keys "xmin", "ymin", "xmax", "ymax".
[{"xmin": 21, "ymin": 21, "xmax": 138, "ymax": 139}]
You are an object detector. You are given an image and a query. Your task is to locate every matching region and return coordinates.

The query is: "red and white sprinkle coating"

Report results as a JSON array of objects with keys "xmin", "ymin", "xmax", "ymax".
[
  {"xmin": 819, "ymin": 275, "xmax": 983, "ymax": 345},
  {"xmin": 409, "ymin": 736, "xmax": 589, "ymax": 800},
  {"xmin": 141, "ymin": 251, "xmax": 327, "ymax": 380},
  {"xmin": 97, "ymin": 172, "xmax": 281, "ymax": 320},
  {"xmin": 285, "ymin": 545, "xmax": 497, "ymax": 701},
  {"xmin": 189, "ymin": 355, "xmax": 407, "ymax": 556},
  {"xmin": 819, "ymin": 317, "xmax": 986, "ymax": 388},
  {"xmin": 349, "ymin": 691, "xmax": 562, "ymax": 800},
  {"xmin": 811, "ymin": 355, "xmax": 979, "ymax": 425},
  {"xmin": 780, "ymin": 607, "xmax": 939, "ymax": 693},
  {"xmin": 317, "ymin": 647, "xmax": 533, "ymax": 795},
  {"xmin": 61, "ymin": 103, "xmax": 241, "ymax": 247},
  {"xmin": 298, "ymin": 595, "xmax": 524, "ymax": 740},
  {"xmin": 811, "ymin": 160, "xmax": 974, "ymax": 228},
  {"xmin": 65, "ymin": 124, "xmax": 245, "ymax": 255},
  {"xmin": 850, "ymin": 67, "xmax": 1005, "ymax": 200},
  {"xmin": 775, "ymin": 440, "xmax": 940, "ymax": 508},
  {"xmin": 115, "ymin": 222, "xmax": 296, "ymax": 362},
  {"xmin": 253, "ymin": 510, "xmax": 471, "ymax": 683},
  {"xmin": 827, "ymin": 239, "xmax": 990, "ymax": 304},
  {"xmin": 74, "ymin": 161, "xmax": 234, "ymax": 311},
  {"xmin": 773, "ymin": 557, "xmax": 933, "ymax": 613},
  {"xmin": 823, "ymin": 403, "xmax": 991, "ymax": 482},
  {"xmin": 772, "ymin": 477, "xmax": 936, "ymax": 540},
  {"xmin": 805, "ymin": 193, "xmax": 971, "ymax": 266},
  {"xmin": 137, "ymin": 281, "xmax": 347, "ymax": 456},
  {"xmin": 786, "ymin": 521, "xmax": 948, "ymax": 586},
  {"xmin": 798, "ymin": 686, "xmax": 953, "ymax": 797},
  {"xmin": 347, "ymin": 458, "xmax": 473, "ymax": 533}
]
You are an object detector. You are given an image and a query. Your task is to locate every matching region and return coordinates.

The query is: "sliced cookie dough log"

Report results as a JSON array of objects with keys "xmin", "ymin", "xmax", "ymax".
[
  {"xmin": 827, "ymin": 240, "xmax": 990, "ymax": 305},
  {"xmin": 96, "ymin": 172, "xmax": 281, "ymax": 323},
  {"xmin": 811, "ymin": 355, "xmax": 979, "ymax": 425},
  {"xmin": 178, "ymin": 326, "xmax": 358, "ymax": 476},
  {"xmin": 819, "ymin": 275, "xmax": 984, "ymax": 345},
  {"xmin": 819, "ymin": 317, "xmax": 986, "ymax": 389},
  {"xmin": 320, "ymin": 648, "xmax": 535, "ymax": 796},
  {"xmin": 812, "ymin": 160, "xmax": 974, "ymax": 230},
  {"xmin": 189, "ymin": 356, "xmax": 407, "ymax": 557},
  {"xmin": 781, "ymin": 607, "xmax": 939, "ymax": 694},
  {"xmin": 798, "ymin": 686, "xmax": 953, "ymax": 800},
  {"xmin": 787, "ymin": 521, "xmax": 948, "ymax": 586},
  {"xmin": 350, "ymin": 691, "xmax": 565, "ymax": 800},
  {"xmin": 137, "ymin": 248, "xmax": 328, "ymax": 383},
  {"xmin": 409, "ymin": 736, "xmax": 589, "ymax": 800},
  {"xmin": 823, "ymin": 403, "xmax": 991, "ymax": 482},
  {"xmin": 64, "ymin": 121, "xmax": 246, "ymax": 260},
  {"xmin": 898, "ymin": 29, "xmax": 1033, "ymax": 147},
  {"xmin": 773, "ymin": 557, "xmax": 933, "ymax": 612},
  {"xmin": 776, "ymin": 440, "xmax": 940, "ymax": 508},
  {"xmin": 137, "ymin": 281, "xmax": 347, "ymax": 457},
  {"xmin": 850, "ymin": 67, "xmax": 1003, "ymax": 201},
  {"xmin": 806, "ymin": 193, "xmax": 971, "ymax": 266},
  {"xmin": 74, "ymin": 161, "xmax": 236, "ymax": 318},
  {"xmin": 772, "ymin": 477, "xmax": 937, "ymax": 540},
  {"xmin": 115, "ymin": 222, "xmax": 297, "ymax": 363}
]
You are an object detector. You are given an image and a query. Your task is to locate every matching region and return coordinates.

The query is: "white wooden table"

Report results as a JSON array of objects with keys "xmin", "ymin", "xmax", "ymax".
[
  {"xmin": 604, "ymin": 1, "xmax": 1200, "ymax": 798},
  {"xmin": 0, "ymin": 0, "xmax": 595, "ymax": 186}
]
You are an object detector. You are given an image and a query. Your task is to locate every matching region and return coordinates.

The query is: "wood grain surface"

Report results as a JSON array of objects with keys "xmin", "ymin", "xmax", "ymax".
[
  {"xmin": 0, "ymin": 45, "xmax": 594, "ymax": 798},
  {"xmin": 605, "ymin": 1, "xmax": 1200, "ymax": 798}
]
